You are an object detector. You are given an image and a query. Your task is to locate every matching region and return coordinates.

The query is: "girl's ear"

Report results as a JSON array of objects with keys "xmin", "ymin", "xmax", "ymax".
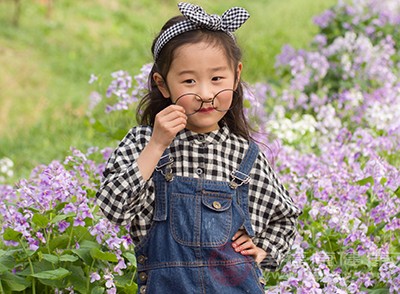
[
  {"xmin": 153, "ymin": 73, "xmax": 170, "ymax": 98},
  {"xmin": 234, "ymin": 62, "xmax": 243, "ymax": 90}
]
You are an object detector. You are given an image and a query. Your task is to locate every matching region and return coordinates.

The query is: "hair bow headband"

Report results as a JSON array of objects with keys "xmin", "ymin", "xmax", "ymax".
[{"xmin": 153, "ymin": 2, "xmax": 250, "ymax": 60}]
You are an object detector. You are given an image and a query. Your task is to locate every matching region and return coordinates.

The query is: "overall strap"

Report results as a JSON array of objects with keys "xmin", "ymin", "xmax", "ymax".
[
  {"xmin": 153, "ymin": 149, "xmax": 173, "ymax": 221},
  {"xmin": 230, "ymin": 141, "xmax": 259, "ymax": 237}
]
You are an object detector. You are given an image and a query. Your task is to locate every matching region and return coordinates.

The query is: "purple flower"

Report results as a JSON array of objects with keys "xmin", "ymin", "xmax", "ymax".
[
  {"xmin": 113, "ymin": 258, "xmax": 127, "ymax": 274},
  {"xmin": 27, "ymin": 237, "xmax": 39, "ymax": 251},
  {"xmin": 58, "ymin": 220, "xmax": 70, "ymax": 233},
  {"xmin": 313, "ymin": 9, "xmax": 336, "ymax": 28},
  {"xmin": 90, "ymin": 272, "xmax": 101, "ymax": 283},
  {"xmin": 88, "ymin": 74, "xmax": 98, "ymax": 84},
  {"xmin": 104, "ymin": 273, "xmax": 115, "ymax": 289}
]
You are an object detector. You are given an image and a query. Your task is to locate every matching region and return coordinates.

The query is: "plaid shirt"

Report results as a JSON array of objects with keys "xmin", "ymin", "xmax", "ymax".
[{"xmin": 96, "ymin": 125, "xmax": 301, "ymax": 270}]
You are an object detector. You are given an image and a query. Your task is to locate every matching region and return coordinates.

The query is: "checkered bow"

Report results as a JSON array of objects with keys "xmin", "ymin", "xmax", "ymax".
[
  {"xmin": 178, "ymin": 2, "xmax": 250, "ymax": 32},
  {"xmin": 153, "ymin": 2, "xmax": 250, "ymax": 59}
]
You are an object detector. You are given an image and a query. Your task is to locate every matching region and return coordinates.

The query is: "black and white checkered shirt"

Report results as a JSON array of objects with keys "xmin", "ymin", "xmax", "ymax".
[{"xmin": 96, "ymin": 125, "xmax": 301, "ymax": 270}]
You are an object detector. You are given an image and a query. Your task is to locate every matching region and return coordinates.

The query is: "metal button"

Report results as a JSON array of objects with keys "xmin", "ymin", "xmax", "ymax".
[
  {"xmin": 165, "ymin": 172, "xmax": 174, "ymax": 182},
  {"xmin": 196, "ymin": 167, "xmax": 203, "ymax": 175},
  {"xmin": 212, "ymin": 201, "xmax": 222, "ymax": 209},
  {"xmin": 259, "ymin": 276, "xmax": 266, "ymax": 285},
  {"xmin": 198, "ymin": 135, "xmax": 205, "ymax": 142},
  {"xmin": 139, "ymin": 272, "xmax": 148, "ymax": 281},
  {"xmin": 137, "ymin": 255, "xmax": 146, "ymax": 264},
  {"xmin": 140, "ymin": 285, "xmax": 147, "ymax": 294}
]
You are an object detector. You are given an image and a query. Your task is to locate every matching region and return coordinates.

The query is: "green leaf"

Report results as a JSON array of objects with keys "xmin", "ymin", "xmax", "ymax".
[
  {"xmin": 380, "ymin": 177, "xmax": 387, "ymax": 186},
  {"xmin": 3, "ymin": 228, "xmax": 22, "ymax": 241},
  {"xmin": 114, "ymin": 271, "xmax": 135, "ymax": 288},
  {"xmin": 32, "ymin": 213, "xmax": 50, "ymax": 228},
  {"xmin": 0, "ymin": 251, "xmax": 16, "ymax": 271},
  {"xmin": 71, "ymin": 248, "xmax": 93, "ymax": 265},
  {"xmin": 68, "ymin": 265, "xmax": 87, "ymax": 293},
  {"xmin": 42, "ymin": 253, "xmax": 59, "ymax": 264},
  {"xmin": 49, "ymin": 235, "xmax": 70, "ymax": 251},
  {"xmin": 355, "ymin": 176, "xmax": 374, "ymax": 186},
  {"xmin": 117, "ymin": 281, "xmax": 138, "ymax": 294},
  {"xmin": 50, "ymin": 213, "xmax": 73, "ymax": 224},
  {"xmin": 92, "ymin": 286, "xmax": 106, "ymax": 294},
  {"xmin": 0, "ymin": 272, "xmax": 30, "ymax": 291},
  {"xmin": 360, "ymin": 287, "xmax": 390, "ymax": 293},
  {"xmin": 394, "ymin": 186, "xmax": 400, "ymax": 197},
  {"xmin": 54, "ymin": 202, "xmax": 68, "ymax": 212},
  {"xmin": 123, "ymin": 252, "xmax": 137, "ymax": 265},
  {"xmin": 31, "ymin": 268, "xmax": 71, "ymax": 280},
  {"xmin": 17, "ymin": 259, "xmax": 55, "ymax": 277},
  {"xmin": 0, "ymin": 262, "xmax": 9, "ymax": 274},
  {"xmin": 80, "ymin": 240, "xmax": 100, "ymax": 249},
  {"xmin": 59, "ymin": 254, "xmax": 79, "ymax": 262},
  {"xmin": 90, "ymin": 248, "xmax": 118, "ymax": 262}
]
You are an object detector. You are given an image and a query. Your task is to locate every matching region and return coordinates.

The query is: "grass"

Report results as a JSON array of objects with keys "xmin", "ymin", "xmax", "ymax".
[{"xmin": 0, "ymin": 0, "xmax": 337, "ymax": 181}]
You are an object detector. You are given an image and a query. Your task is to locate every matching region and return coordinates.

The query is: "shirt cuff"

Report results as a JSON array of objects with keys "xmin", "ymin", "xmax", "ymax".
[{"xmin": 253, "ymin": 237, "xmax": 283, "ymax": 271}]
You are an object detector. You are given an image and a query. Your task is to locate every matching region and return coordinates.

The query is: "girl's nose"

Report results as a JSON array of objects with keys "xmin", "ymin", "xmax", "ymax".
[{"xmin": 198, "ymin": 87, "xmax": 214, "ymax": 103}]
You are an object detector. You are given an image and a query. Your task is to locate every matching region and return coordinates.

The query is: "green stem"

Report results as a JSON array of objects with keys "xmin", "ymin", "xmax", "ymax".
[
  {"xmin": 20, "ymin": 240, "xmax": 36, "ymax": 294},
  {"xmin": 130, "ymin": 269, "xmax": 136, "ymax": 286},
  {"xmin": 66, "ymin": 226, "xmax": 75, "ymax": 249},
  {"xmin": 86, "ymin": 259, "xmax": 96, "ymax": 292}
]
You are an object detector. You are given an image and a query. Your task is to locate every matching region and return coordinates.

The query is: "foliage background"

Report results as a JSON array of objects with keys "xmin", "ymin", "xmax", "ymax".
[
  {"xmin": 0, "ymin": 0, "xmax": 336, "ymax": 181},
  {"xmin": 1, "ymin": 0, "xmax": 400, "ymax": 293}
]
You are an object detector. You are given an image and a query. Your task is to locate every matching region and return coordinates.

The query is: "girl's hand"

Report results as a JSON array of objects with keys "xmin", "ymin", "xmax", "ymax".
[
  {"xmin": 231, "ymin": 230, "xmax": 267, "ymax": 264},
  {"xmin": 152, "ymin": 105, "xmax": 187, "ymax": 149}
]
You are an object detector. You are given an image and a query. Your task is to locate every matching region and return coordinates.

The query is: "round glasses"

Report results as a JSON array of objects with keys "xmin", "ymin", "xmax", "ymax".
[{"xmin": 173, "ymin": 89, "xmax": 237, "ymax": 116}]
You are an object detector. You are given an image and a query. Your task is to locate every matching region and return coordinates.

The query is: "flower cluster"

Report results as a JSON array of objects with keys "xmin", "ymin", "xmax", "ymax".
[
  {"xmin": 0, "ymin": 148, "xmax": 137, "ymax": 293},
  {"xmin": 0, "ymin": 157, "xmax": 14, "ymax": 184}
]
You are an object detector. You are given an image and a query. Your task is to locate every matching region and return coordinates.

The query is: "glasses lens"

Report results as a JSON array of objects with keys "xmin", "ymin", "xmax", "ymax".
[
  {"xmin": 212, "ymin": 89, "xmax": 237, "ymax": 112},
  {"xmin": 174, "ymin": 93, "xmax": 203, "ymax": 115}
]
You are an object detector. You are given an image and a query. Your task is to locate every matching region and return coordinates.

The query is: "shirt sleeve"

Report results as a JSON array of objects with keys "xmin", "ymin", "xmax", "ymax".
[
  {"xmin": 95, "ymin": 126, "xmax": 153, "ymax": 226},
  {"xmin": 249, "ymin": 151, "xmax": 301, "ymax": 271}
]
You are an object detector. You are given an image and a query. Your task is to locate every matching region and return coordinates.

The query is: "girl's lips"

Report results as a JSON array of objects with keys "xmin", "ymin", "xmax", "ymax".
[{"xmin": 198, "ymin": 107, "xmax": 214, "ymax": 113}]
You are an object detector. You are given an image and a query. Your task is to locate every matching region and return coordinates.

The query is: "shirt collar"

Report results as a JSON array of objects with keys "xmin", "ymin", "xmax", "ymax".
[{"xmin": 175, "ymin": 126, "xmax": 230, "ymax": 145}]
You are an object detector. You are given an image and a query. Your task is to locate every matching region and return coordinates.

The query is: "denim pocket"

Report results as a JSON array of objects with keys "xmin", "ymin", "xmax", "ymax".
[
  {"xmin": 170, "ymin": 193, "xmax": 198, "ymax": 246},
  {"xmin": 170, "ymin": 192, "xmax": 233, "ymax": 247},
  {"xmin": 200, "ymin": 192, "xmax": 232, "ymax": 247}
]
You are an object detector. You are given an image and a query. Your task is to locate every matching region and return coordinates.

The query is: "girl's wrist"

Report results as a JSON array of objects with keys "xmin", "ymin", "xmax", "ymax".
[{"xmin": 148, "ymin": 137, "xmax": 170, "ymax": 154}]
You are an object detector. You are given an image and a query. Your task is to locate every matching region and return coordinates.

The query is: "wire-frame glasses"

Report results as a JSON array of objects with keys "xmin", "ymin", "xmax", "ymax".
[{"xmin": 173, "ymin": 89, "xmax": 238, "ymax": 116}]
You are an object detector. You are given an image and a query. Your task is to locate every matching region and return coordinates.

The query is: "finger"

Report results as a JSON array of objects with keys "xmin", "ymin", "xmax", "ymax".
[
  {"xmin": 239, "ymin": 248, "xmax": 257, "ymax": 256},
  {"xmin": 155, "ymin": 113, "xmax": 187, "ymax": 134},
  {"xmin": 159, "ymin": 104, "xmax": 186, "ymax": 116},
  {"xmin": 232, "ymin": 230, "xmax": 244, "ymax": 241},
  {"xmin": 233, "ymin": 234, "xmax": 251, "ymax": 246},
  {"xmin": 234, "ymin": 240, "xmax": 255, "ymax": 252},
  {"xmin": 157, "ymin": 109, "xmax": 187, "ymax": 123},
  {"xmin": 158, "ymin": 110, "xmax": 187, "ymax": 126}
]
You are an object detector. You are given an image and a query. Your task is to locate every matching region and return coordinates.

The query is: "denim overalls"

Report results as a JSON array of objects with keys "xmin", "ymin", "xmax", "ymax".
[{"xmin": 134, "ymin": 141, "xmax": 266, "ymax": 293}]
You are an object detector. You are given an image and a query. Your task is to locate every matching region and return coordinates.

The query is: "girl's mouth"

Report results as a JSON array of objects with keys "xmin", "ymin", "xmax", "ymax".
[{"xmin": 198, "ymin": 107, "xmax": 214, "ymax": 113}]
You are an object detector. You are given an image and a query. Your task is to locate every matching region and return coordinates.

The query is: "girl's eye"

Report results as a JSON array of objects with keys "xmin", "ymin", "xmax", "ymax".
[
  {"xmin": 212, "ymin": 76, "xmax": 223, "ymax": 81},
  {"xmin": 183, "ymin": 79, "xmax": 195, "ymax": 84}
]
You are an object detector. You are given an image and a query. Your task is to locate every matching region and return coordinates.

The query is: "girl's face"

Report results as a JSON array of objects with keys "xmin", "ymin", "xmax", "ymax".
[{"xmin": 155, "ymin": 41, "xmax": 242, "ymax": 134}]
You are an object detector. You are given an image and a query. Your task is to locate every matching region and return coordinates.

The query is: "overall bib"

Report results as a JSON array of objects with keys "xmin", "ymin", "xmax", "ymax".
[{"xmin": 134, "ymin": 141, "xmax": 265, "ymax": 294}]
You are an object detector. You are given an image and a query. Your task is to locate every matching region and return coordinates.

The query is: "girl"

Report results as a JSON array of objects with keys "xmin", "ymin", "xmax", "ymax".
[{"xmin": 96, "ymin": 2, "xmax": 301, "ymax": 293}]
